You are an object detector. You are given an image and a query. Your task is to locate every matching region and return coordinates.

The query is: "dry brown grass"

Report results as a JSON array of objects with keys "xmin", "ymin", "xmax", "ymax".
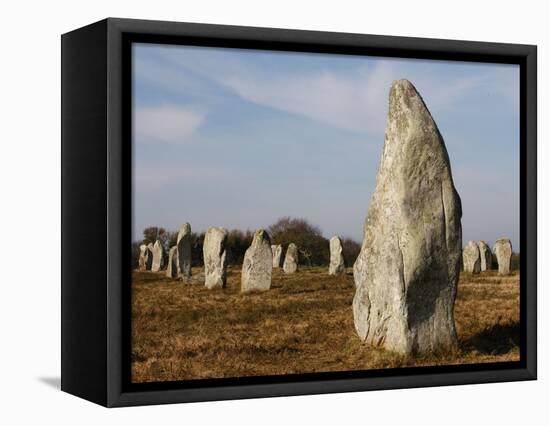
[{"xmin": 131, "ymin": 267, "xmax": 520, "ymax": 383}]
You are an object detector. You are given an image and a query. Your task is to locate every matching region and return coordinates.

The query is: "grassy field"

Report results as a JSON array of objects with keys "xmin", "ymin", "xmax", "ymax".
[{"xmin": 131, "ymin": 267, "xmax": 520, "ymax": 383}]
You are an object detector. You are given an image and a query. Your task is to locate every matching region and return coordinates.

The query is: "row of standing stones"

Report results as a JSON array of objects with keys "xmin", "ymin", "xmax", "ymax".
[
  {"xmin": 138, "ymin": 225, "xmax": 346, "ymax": 290},
  {"xmin": 462, "ymin": 239, "xmax": 514, "ymax": 275},
  {"xmin": 137, "ymin": 79, "xmax": 515, "ymax": 357}
]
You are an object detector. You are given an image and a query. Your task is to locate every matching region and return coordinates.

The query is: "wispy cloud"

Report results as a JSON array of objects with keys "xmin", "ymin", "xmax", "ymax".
[
  {"xmin": 134, "ymin": 105, "xmax": 204, "ymax": 144},
  {"xmin": 417, "ymin": 75, "xmax": 486, "ymax": 110},
  {"xmin": 139, "ymin": 46, "xmax": 396, "ymax": 134},
  {"xmin": 222, "ymin": 62, "xmax": 395, "ymax": 134},
  {"xmin": 220, "ymin": 64, "xmax": 491, "ymax": 136},
  {"xmin": 136, "ymin": 45, "xmax": 508, "ymax": 137}
]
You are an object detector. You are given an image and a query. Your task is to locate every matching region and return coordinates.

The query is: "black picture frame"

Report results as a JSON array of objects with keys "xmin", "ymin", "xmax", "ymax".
[{"xmin": 61, "ymin": 17, "xmax": 537, "ymax": 407}]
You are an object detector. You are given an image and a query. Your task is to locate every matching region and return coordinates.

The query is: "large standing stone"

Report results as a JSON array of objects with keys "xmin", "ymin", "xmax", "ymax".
[
  {"xmin": 177, "ymin": 223, "xmax": 192, "ymax": 279},
  {"xmin": 138, "ymin": 244, "xmax": 147, "ymax": 271},
  {"xmin": 463, "ymin": 240, "xmax": 481, "ymax": 274},
  {"xmin": 166, "ymin": 246, "xmax": 178, "ymax": 279},
  {"xmin": 144, "ymin": 243, "xmax": 154, "ymax": 271},
  {"xmin": 283, "ymin": 243, "xmax": 298, "ymax": 274},
  {"xmin": 478, "ymin": 240, "xmax": 492, "ymax": 271},
  {"xmin": 271, "ymin": 244, "xmax": 283, "ymax": 268},
  {"xmin": 203, "ymin": 227, "xmax": 228, "ymax": 289},
  {"xmin": 151, "ymin": 240, "xmax": 164, "ymax": 272},
  {"xmin": 329, "ymin": 236, "xmax": 345, "ymax": 275},
  {"xmin": 241, "ymin": 229, "xmax": 273, "ymax": 292},
  {"xmin": 493, "ymin": 238, "xmax": 512, "ymax": 275},
  {"xmin": 353, "ymin": 79, "xmax": 462, "ymax": 355}
]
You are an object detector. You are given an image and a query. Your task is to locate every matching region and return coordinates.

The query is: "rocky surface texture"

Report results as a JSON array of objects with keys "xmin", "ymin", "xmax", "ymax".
[
  {"xmin": 203, "ymin": 227, "xmax": 228, "ymax": 289},
  {"xmin": 328, "ymin": 236, "xmax": 345, "ymax": 275},
  {"xmin": 283, "ymin": 243, "xmax": 298, "ymax": 274},
  {"xmin": 493, "ymin": 238, "xmax": 512, "ymax": 275},
  {"xmin": 241, "ymin": 229, "xmax": 273, "ymax": 292},
  {"xmin": 353, "ymin": 79, "xmax": 462, "ymax": 355}
]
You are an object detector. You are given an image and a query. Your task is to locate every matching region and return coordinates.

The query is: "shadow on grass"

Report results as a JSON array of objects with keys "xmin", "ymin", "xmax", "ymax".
[{"xmin": 461, "ymin": 321, "xmax": 520, "ymax": 355}]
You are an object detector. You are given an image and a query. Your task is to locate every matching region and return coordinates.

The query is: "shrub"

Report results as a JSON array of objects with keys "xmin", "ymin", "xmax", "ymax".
[
  {"xmin": 511, "ymin": 252, "xmax": 520, "ymax": 271},
  {"xmin": 131, "ymin": 241, "xmax": 141, "ymax": 270},
  {"xmin": 268, "ymin": 217, "xmax": 329, "ymax": 266},
  {"xmin": 341, "ymin": 237, "xmax": 362, "ymax": 266}
]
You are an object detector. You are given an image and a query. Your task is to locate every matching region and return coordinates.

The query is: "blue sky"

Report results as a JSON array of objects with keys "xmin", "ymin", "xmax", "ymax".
[{"xmin": 132, "ymin": 43, "xmax": 520, "ymax": 250}]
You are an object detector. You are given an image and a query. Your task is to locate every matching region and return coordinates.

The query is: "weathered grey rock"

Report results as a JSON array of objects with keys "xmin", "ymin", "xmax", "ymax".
[
  {"xmin": 463, "ymin": 240, "xmax": 481, "ymax": 274},
  {"xmin": 353, "ymin": 79, "xmax": 462, "ymax": 355},
  {"xmin": 493, "ymin": 238, "xmax": 512, "ymax": 275},
  {"xmin": 271, "ymin": 244, "xmax": 283, "ymax": 268},
  {"xmin": 203, "ymin": 227, "xmax": 228, "ymax": 289},
  {"xmin": 166, "ymin": 246, "xmax": 178, "ymax": 279},
  {"xmin": 138, "ymin": 244, "xmax": 147, "ymax": 271},
  {"xmin": 283, "ymin": 243, "xmax": 298, "ymax": 273},
  {"xmin": 177, "ymin": 223, "xmax": 192, "ymax": 279},
  {"xmin": 329, "ymin": 236, "xmax": 345, "ymax": 275},
  {"xmin": 144, "ymin": 243, "xmax": 154, "ymax": 271},
  {"xmin": 478, "ymin": 240, "xmax": 492, "ymax": 271},
  {"xmin": 151, "ymin": 240, "xmax": 164, "ymax": 272},
  {"xmin": 241, "ymin": 229, "xmax": 273, "ymax": 292}
]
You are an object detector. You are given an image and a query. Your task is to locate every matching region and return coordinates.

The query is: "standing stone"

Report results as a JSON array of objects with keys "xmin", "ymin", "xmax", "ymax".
[
  {"xmin": 493, "ymin": 238, "xmax": 513, "ymax": 275},
  {"xmin": 138, "ymin": 244, "xmax": 147, "ymax": 271},
  {"xmin": 144, "ymin": 243, "xmax": 154, "ymax": 271},
  {"xmin": 353, "ymin": 79, "xmax": 462, "ymax": 355},
  {"xmin": 283, "ymin": 243, "xmax": 298, "ymax": 274},
  {"xmin": 271, "ymin": 244, "xmax": 283, "ymax": 268},
  {"xmin": 478, "ymin": 240, "xmax": 492, "ymax": 271},
  {"xmin": 177, "ymin": 223, "xmax": 192, "ymax": 279},
  {"xmin": 151, "ymin": 240, "xmax": 164, "ymax": 272},
  {"xmin": 463, "ymin": 240, "xmax": 481, "ymax": 273},
  {"xmin": 166, "ymin": 246, "xmax": 178, "ymax": 279},
  {"xmin": 203, "ymin": 227, "xmax": 228, "ymax": 289},
  {"xmin": 241, "ymin": 229, "xmax": 273, "ymax": 292},
  {"xmin": 329, "ymin": 236, "xmax": 345, "ymax": 275}
]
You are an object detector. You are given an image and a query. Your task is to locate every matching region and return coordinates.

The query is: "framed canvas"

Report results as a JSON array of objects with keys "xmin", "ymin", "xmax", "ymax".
[{"xmin": 61, "ymin": 18, "xmax": 537, "ymax": 407}]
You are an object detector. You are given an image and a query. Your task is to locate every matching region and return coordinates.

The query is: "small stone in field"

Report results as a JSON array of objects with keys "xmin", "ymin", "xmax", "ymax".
[
  {"xmin": 144, "ymin": 243, "xmax": 154, "ymax": 271},
  {"xmin": 166, "ymin": 246, "xmax": 178, "ymax": 279},
  {"xmin": 271, "ymin": 244, "xmax": 283, "ymax": 268},
  {"xmin": 478, "ymin": 240, "xmax": 492, "ymax": 271},
  {"xmin": 203, "ymin": 227, "xmax": 228, "ymax": 289},
  {"xmin": 177, "ymin": 222, "xmax": 192, "ymax": 279},
  {"xmin": 493, "ymin": 238, "xmax": 513, "ymax": 275},
  {"xmin": 151, "ymin": 240, "xmax": 164, "ymax": 272},
  {"xmin": 138, "ymin": 244, "xmax": 147, "ymax": 271},
  {"xmin": 329, "ymin": 236, "xmax": 345, "ymax": 275},
  {"xmin": 241, "ymin": 229, "xmax": 273, "ymax": 292},
  {"xmin": 463, "ymin": 240, "xmax": 481, "ymax": 274},
  {"xmin": 283, "ymin": 243, "xmax": 298, "ymax": 274}
]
